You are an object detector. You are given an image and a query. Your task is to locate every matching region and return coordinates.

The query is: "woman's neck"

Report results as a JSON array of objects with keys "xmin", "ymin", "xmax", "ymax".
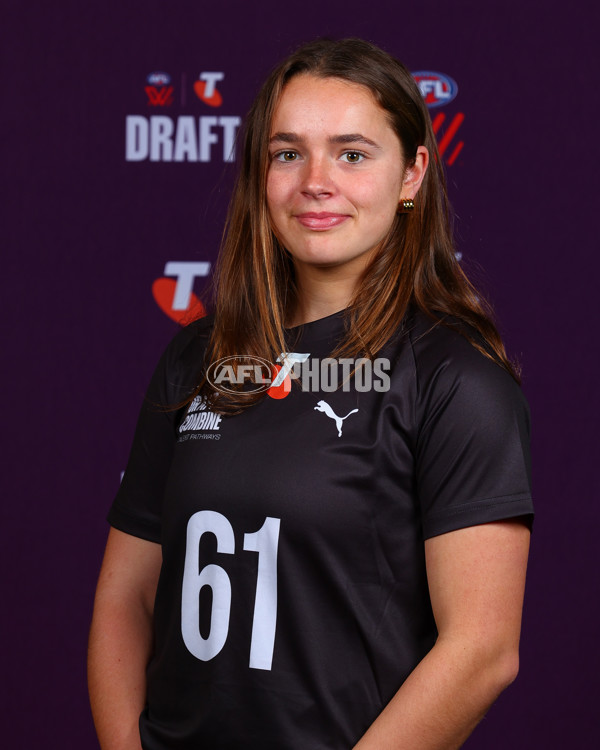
[{"xmin": 288, "ymin": 264, "xmax": 360, "ymax": 327}]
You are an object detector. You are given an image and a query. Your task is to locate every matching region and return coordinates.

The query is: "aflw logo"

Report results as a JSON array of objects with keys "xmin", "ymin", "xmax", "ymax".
[{"xmin": 145, "ymin": 71, "xmax": 173, "ymax": 107}]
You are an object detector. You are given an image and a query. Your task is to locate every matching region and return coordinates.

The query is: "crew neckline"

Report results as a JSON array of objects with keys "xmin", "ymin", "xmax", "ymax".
[{"xmin": 285, "ymin": 309, "xmax": 347, "ymax": 346}]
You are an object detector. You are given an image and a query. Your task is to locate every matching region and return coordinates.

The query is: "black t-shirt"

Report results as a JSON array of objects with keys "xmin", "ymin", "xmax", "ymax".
[{"xmin": 109, "ymin": 310, "xmax": 533, "ymax": 750}]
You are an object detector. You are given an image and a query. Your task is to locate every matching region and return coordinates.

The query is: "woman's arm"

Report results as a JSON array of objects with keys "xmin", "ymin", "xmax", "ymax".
[
  {"xmin": 88, "ymin": 528, "xmax": 162, "ymax": 750},
  {"xmin": 354, "ymin": 519, "xmax": 530, "ymax": 750}
]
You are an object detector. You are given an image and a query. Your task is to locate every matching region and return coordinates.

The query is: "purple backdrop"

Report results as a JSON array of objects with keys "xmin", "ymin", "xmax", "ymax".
[{"xmin": 4, "ymin": 0, "xmax": 597, "ymax": 746}]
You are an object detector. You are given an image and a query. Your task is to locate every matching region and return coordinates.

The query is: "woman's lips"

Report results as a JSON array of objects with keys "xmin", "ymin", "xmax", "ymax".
[{"xmin": 295, "ymin": 212, "xmax": 350, "ymax": 230}]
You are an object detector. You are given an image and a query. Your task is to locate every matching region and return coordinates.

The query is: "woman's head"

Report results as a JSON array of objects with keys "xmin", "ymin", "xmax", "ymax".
[
  {"xmin": 223, "ymin": 39, "xmax": 451, "ymax": 336},
  {"xmin": 222, "ymin": 40, "xmax": 448, "ymax": 326}
]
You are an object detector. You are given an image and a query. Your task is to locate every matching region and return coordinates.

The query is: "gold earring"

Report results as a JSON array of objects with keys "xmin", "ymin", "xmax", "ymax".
[{"xmin": 397, "ymin": 198, "xmax": 414, "ymax": 213}]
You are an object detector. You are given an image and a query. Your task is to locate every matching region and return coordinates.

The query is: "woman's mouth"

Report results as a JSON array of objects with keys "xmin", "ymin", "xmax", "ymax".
[{"xmin": 295, "ymin": 212, "xmax": 350, "ymax": 230}]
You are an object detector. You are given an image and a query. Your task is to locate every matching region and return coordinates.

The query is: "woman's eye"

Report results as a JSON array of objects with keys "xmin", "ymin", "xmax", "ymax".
[
  {"xmin": 275, "ymin": 151, "xmax": 298, "ymax": 162},
  {"xmin": 341, "ymin": 152, "xmax": 364, "ymax": 163}
]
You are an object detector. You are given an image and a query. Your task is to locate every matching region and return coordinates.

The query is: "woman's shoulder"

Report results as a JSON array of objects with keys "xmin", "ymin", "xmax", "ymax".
[
  {"xmin": 400, "ymin": 308, "xmax": 524, "ymax": 408},
  {"xmin": 162, "ymin": 313, "xmax": 214, "ymax": 364},
  {"xmin": 149, "ymin": 314, "xmax": 214, "ymax": 405}
]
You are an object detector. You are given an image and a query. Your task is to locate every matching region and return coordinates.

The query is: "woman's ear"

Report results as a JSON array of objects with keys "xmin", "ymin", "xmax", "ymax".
[{"xmin": 400, "ymin": 146, "xmax": 429, "ymax": 200}]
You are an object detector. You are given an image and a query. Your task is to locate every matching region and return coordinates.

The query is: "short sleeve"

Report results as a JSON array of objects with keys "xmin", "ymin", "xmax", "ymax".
[
  {"xmin": 107, "ymin": 320, "xmax": 209, "ymax": 542},
  {"xmin": 411, "ymin": 325, "xmax": 533, "ymax": 539}
]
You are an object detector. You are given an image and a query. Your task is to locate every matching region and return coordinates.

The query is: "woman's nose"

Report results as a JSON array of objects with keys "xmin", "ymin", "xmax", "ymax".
[{"xmin": 300, "ymin": 156, "xmax": 334, "ymax": 198}]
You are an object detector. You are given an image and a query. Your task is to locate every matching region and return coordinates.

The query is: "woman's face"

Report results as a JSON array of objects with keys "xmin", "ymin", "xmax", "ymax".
[{"xmin": 266, "ymin": 75, "xmax": 417, "ymax": 282}]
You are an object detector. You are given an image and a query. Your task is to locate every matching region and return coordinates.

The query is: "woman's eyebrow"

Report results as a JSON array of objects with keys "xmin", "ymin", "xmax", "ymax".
[
  {"xmin": 329, "ymin": 134, "xmax": 381, "ymax": 149},
  {"xmin": 269, "ymin": 132, "xmax": 302, "ymax": 144},
  {"xmin": 269, "ymin": 132, "xmax": 381, "ymax": 149}
]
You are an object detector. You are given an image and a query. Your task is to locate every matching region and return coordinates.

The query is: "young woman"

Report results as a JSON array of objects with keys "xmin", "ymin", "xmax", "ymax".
[{"xmin": 88, "ymin": 38, "xmax": 533, "ymax": 750}]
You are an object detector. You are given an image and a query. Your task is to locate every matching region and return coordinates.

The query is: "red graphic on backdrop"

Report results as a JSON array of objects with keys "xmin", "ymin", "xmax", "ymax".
[
  {"xmin": 432, "ymin": 112, "xmax": 464, "ymax": 166},
  {"xmin": 153, "ymin": 261, "xmax": 211, "ymax": 324},
  {"xmin": 193, "ymin": 72, "xmax": 224, "ymax": 107},
  {"xmin": 193, "ymin": 81, "xmax": 222, "ymax": 107},
  {"xmin": 152, "ymin": 278, "xmax": 206, "ymax": 324},
  {"xmin": 145, "ymin": 86, "xmax": 174, "ymax": 106}
]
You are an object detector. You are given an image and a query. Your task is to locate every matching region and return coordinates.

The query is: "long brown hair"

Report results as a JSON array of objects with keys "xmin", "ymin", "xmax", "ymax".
[{"xmin": 198, "ymin": 38, "xmax": 518, "ymax": 413}]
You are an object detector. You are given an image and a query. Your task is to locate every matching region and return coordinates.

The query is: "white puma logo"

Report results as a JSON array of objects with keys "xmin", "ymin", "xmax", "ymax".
[{"xmin": 314, "ymin": 400, "xmax": 359, "ymax": 437}]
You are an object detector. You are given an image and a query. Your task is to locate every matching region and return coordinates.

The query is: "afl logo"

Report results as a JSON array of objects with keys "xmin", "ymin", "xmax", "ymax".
[
  {"xmin": 207, "ymin": 356, "xmax": 274, "ymax": 394},
  {"xmin": 413, "ymin": 71, "xmax": 458, "ymax": 108},
  {"xmin": 146, "ymin": 71, "xmax": 171, "ymax": 86}
]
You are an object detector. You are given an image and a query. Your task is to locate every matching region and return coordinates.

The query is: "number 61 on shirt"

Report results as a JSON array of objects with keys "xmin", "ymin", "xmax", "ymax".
[{"xmin": 181, "ymin": 510, "xmax": 281, "ymax": 670}]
